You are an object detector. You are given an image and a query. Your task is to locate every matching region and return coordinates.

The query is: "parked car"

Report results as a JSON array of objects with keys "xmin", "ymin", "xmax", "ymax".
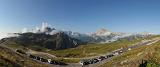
[
  {"xmin": 79, "ymin": 60, "xmax": 90, "ymax": 65},
  {"xmin": 113, "ymin": 52, "xmax": 119, "ymax": 56},
  {"xmin": 29, "ymin": 54, "xmax": 36, "ymax": 60},
  {"xmin": 40, "ymin": 57, "xmax": 48, "ymax": 62},
  {"xmin": 128, "ymin": 48, "xmax": 131, "ymax": 51},
  {"xmin": 98, "ymin": 56, "xmax": 106, "ymax": 61},
  {"xmin": 36, "ymin": 56, "xmax": 41, "ymax": 61}
]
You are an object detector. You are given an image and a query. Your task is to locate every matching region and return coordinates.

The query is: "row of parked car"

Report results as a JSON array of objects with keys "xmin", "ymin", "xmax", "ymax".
[
  {"xmin": 28, "ymin": 54, "xmax": 67, "ymax": 65},
  {"xmin": 15, "ymin": 49, "xmax": 67, "ymax": 65},
  {"xmin": 79, "ymin": 48, "xmax": 131, "ymax": 65},
  {"xmin": 79, "ymin": 54, "xmax": 114, "ymax": 65}
]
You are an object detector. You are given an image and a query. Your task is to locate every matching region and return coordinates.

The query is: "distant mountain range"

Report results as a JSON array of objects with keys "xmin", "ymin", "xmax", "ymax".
[
  {"xmin": 0, "ymin": 22, "xmax": 155, "ymax": 50},
  {"xmin": 66, "ymin": 29, "xmax": 154, "ymax": 43}
]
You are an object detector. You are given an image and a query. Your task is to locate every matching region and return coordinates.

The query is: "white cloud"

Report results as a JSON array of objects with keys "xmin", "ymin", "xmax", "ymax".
[{"xmin": 0, "ymin": 33, "xmax": 8, "ymax": 39}]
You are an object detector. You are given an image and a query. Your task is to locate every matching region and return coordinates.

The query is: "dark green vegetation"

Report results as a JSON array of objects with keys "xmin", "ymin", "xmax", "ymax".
[
  {"xmin": 99, "ymin": 37, "xmax": 160, "ymax": 67},
  {"xmin": 0, "ymin": 46, "xmax": 51, "ymax": 67},
  {"xmin": 139, "ymin": 60, "xmax": 160, "ymax": 67}
]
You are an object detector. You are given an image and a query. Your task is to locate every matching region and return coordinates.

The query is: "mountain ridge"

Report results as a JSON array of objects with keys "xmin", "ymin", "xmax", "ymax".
[
  {"xmin": 1, "ymin": 32, "xmax": 84, "ymax": 50},
  {"xmin": 2, "ymin": 23, "xmax": 155, "ymax": 43}
]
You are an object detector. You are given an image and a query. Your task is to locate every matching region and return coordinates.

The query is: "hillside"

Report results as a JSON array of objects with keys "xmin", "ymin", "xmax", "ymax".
[
  {"xmin": 46, "ymin": 35, "xmax": 158, "ymax": 58},
  {"xmin": 1, "ymin": 32, "xmax": 84, "ymax": 50},
  {"xmin": 0, "ymin": 46, "xmax": 51, "ymax": 67},
  {"xmin": 99, "ymin": 36, "xmax": 160, "ymax": 67},
  {"xmin": 1, "ymin": 33, "xmax": 159, "ymax": 64}
]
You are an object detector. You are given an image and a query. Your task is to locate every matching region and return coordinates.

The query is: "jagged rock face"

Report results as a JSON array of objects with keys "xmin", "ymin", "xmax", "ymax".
[
  {"xmin": 43, "ymin": 32, "xmax": 80, "ymax": 50},
  {"xmin": 2, "ymin": 32, "xmax": 83, "ymax": 50}
]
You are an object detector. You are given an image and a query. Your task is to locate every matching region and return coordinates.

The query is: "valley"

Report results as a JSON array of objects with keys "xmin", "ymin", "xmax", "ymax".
[
  {"xmin": 0, "ymin": 23, "xmax": 159, "ymax": 67},
  {"xmin": 0, "ymin": 33, "xmax": 160, "ymax": 67},
  {"xmin": 1, "ymin": 0, "xmax": 160, "ymax": 67}
]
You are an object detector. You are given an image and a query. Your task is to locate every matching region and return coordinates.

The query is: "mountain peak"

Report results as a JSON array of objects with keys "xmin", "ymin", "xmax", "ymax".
[{"xmin": 95, "ymin": 28, "xmax": 111, "ymax": 36}]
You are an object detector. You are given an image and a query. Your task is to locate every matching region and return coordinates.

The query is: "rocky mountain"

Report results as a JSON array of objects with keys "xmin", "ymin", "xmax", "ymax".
[
  {"xmin": 67, "ymin": 28, "xmax": 154, "ymax": 43},
  {"xmin": 92, "ymin": 28, "xmax": 112, "ymax": 36},
  {"xmin": 1, "ymin": 32, "xmax": 84, "ymax": 50},
  {"xmin": 65, "ymin": 28, "xmax": 129, "ymax": 43}
]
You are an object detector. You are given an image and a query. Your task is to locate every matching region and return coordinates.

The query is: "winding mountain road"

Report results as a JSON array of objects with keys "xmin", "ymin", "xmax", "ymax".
[{"xmin": 83, "ymin": 38, "xmax": 160, "ymax": 67}]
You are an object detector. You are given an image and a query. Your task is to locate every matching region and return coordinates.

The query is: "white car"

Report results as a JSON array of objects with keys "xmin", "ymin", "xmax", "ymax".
[
  {"xmin": 79, "ymin": 61, "xmax": 84, "ymax": 65},
  {"xmin": 113, "ymin": 52, "xmax": 119, "ymax": 56},
  {"xmin": 128, "ymin": 48, "xmax": 131, "ymax": 51}
]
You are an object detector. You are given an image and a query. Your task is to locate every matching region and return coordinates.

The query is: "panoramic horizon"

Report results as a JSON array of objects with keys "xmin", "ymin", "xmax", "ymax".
[
  {"xmin": 1, "ymin": 0, "xmax": 160, "ymax": 67},
  {"xmin": 1, "ymin": 0, "xmax": 160, "ymax": 34}
]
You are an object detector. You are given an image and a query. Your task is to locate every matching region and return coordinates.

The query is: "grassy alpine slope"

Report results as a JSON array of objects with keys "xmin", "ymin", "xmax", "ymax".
[
  {"xmin": 99, "ymin": 37, "xmax": 160, "ymax": 67},
  {"xmin": 47, "ymin": 36, "xmax": 158, "ymax": 58}
]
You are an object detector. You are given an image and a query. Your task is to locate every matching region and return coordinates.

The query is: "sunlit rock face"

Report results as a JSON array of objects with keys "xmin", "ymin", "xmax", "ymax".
[{"xmin": 94, "ymin": 28, "xmax": 111, "ymax": 36}]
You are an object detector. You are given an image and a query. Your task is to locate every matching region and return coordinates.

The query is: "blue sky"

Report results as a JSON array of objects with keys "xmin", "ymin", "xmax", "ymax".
[{"xmin": 0, "ymin": 0, "xmax": 160, "ymax": 34}]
